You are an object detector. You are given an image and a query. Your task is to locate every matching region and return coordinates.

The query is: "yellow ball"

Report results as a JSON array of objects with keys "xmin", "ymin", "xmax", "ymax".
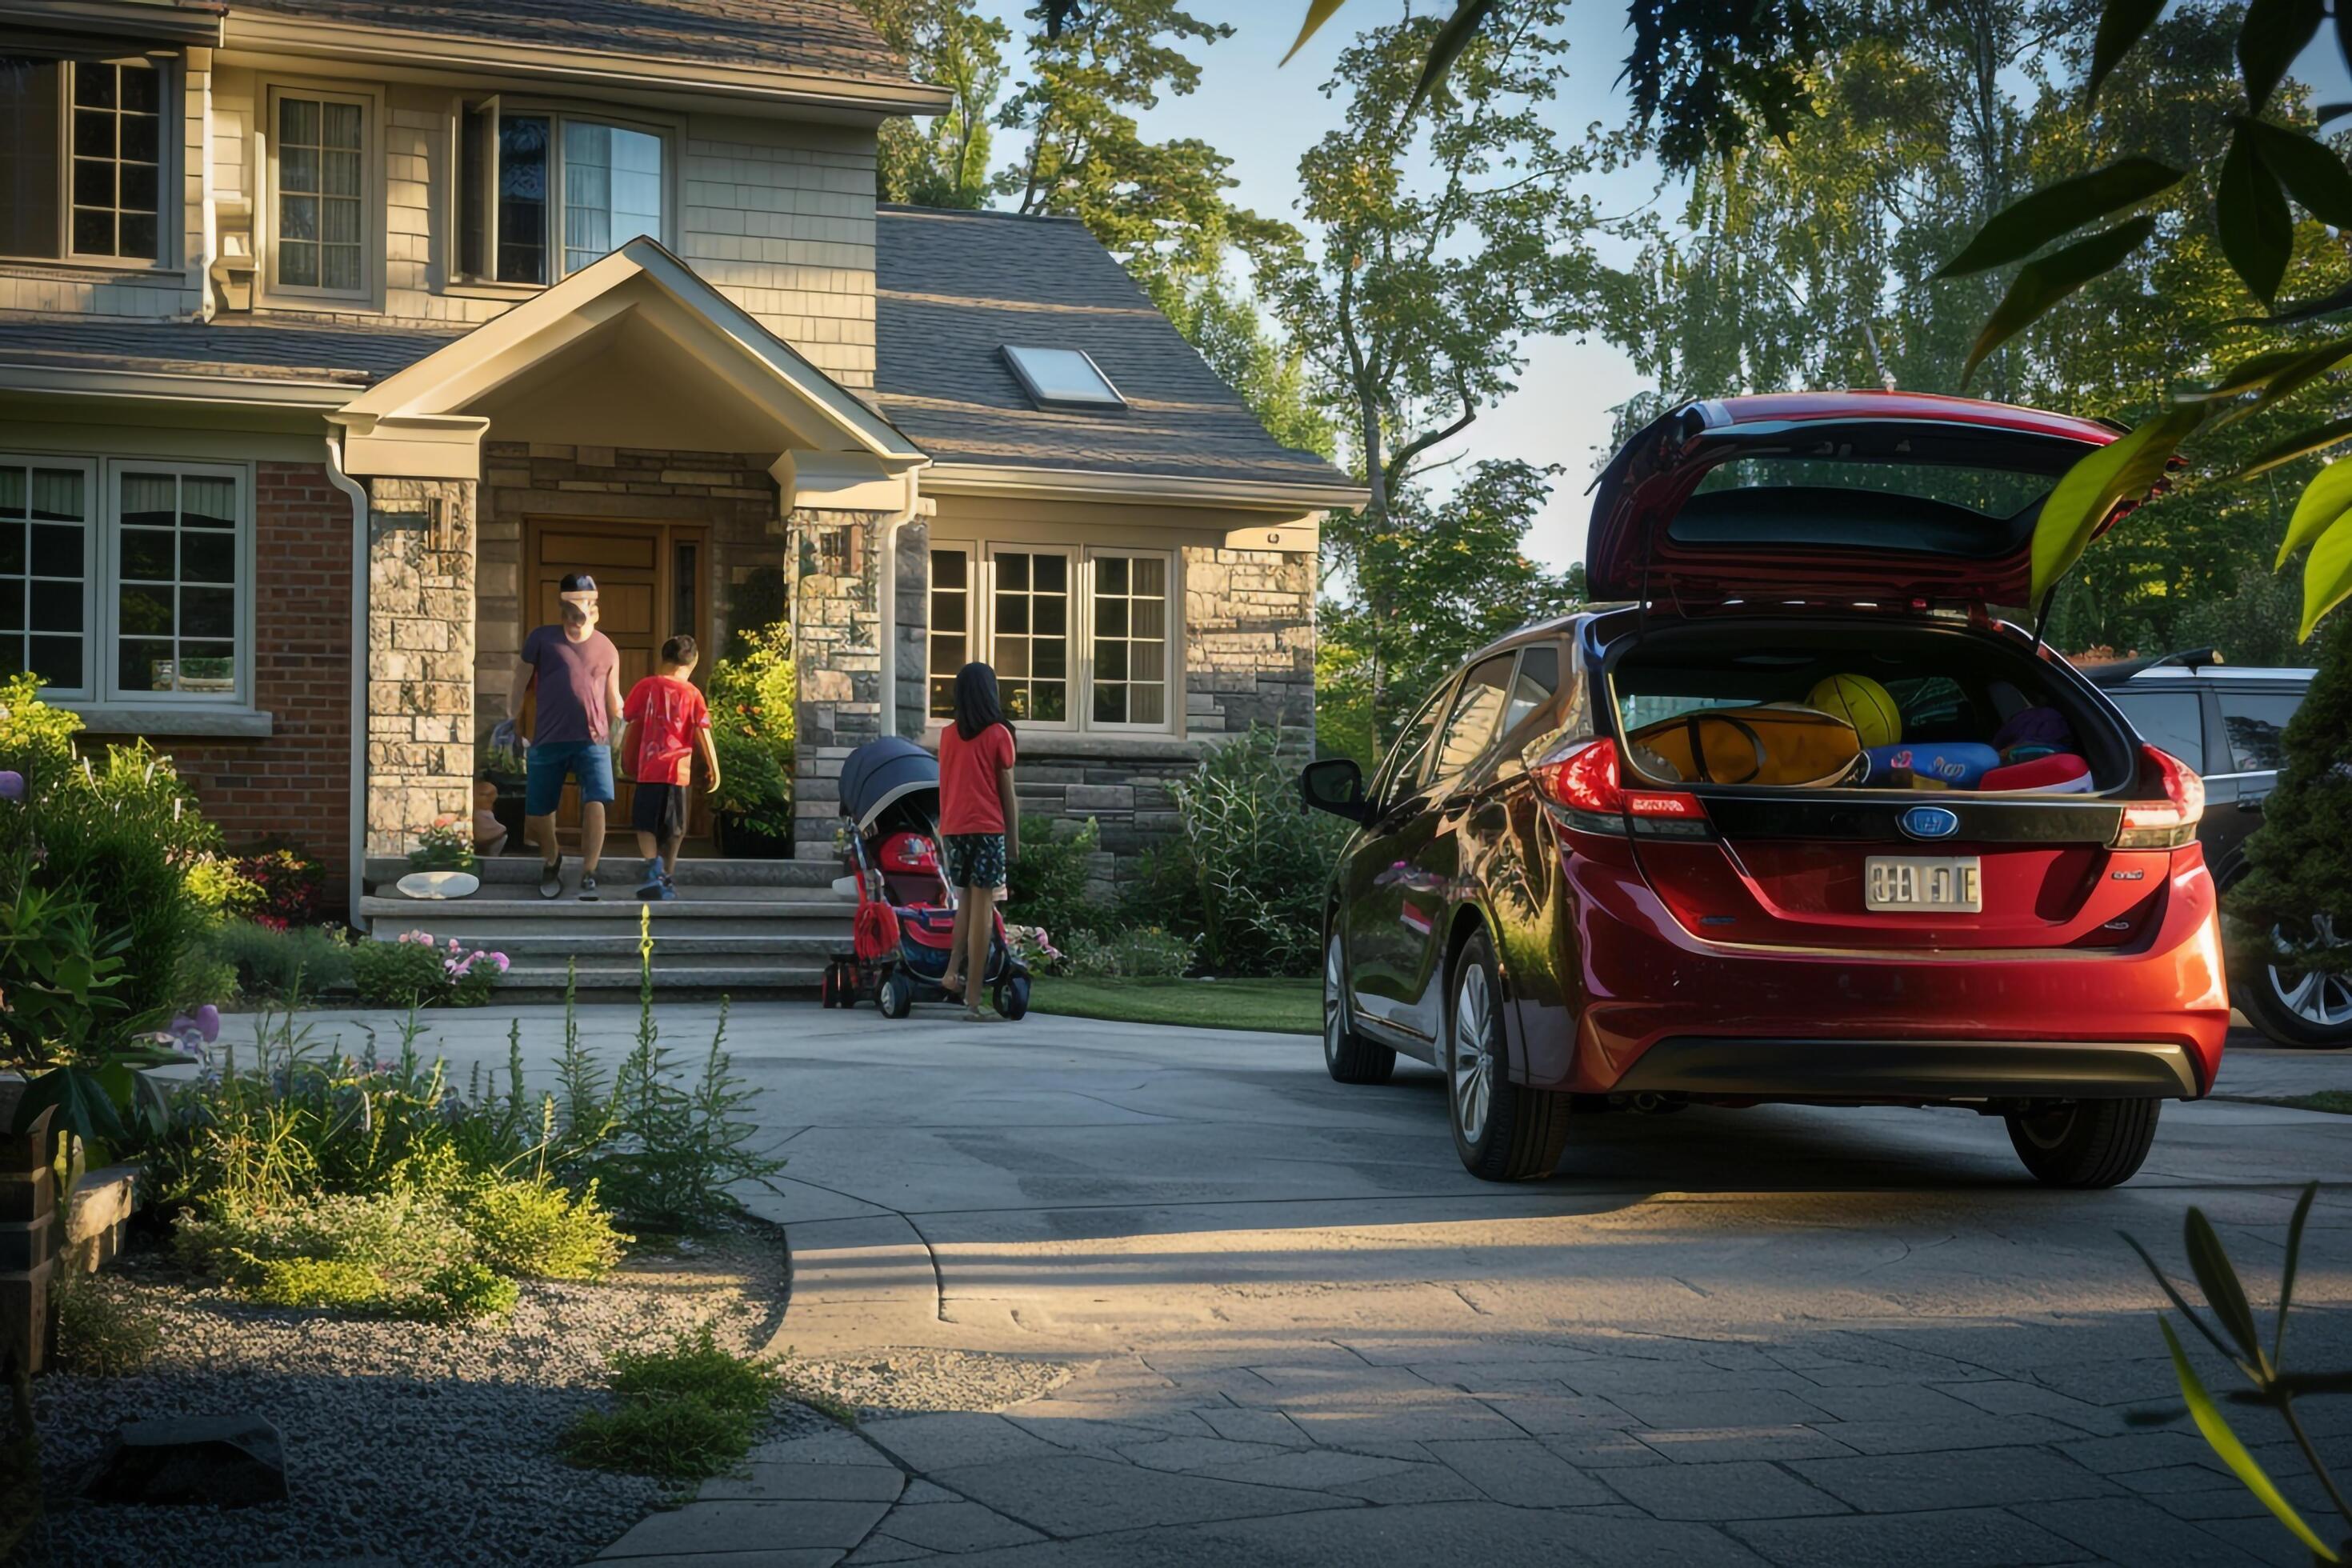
[{"xmin": 1806, "ymin": 673, "xmax": 1902, "ymax": 749}]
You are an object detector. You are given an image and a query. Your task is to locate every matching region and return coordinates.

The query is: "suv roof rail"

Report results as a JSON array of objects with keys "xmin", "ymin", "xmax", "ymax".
[{"xmin": 2079, "ymin": 646, "xmax": 2226, "ymax": 683}]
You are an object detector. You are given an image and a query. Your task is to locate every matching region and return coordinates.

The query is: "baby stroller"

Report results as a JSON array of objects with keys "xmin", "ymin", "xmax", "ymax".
[{"xmin": 820, "ymin": 735, "xmax": 1031, "ymax": 1020}]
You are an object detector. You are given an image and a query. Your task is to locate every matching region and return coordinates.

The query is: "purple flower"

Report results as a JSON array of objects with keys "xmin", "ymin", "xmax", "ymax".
[
  {"xmin": 0, "ymin": 771, "xmax": 22, "ymax": 802},
  {"xmin": 196, "ymin": 1004, "xmax": 220, "ymax": 1042}
]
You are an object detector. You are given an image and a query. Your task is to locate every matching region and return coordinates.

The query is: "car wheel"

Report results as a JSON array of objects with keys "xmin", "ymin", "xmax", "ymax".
[
  {"xmin": 1322, "ymin": 930, "xmax": 1394, "ymax": 1085},
  {"xmin": 2241, "ymin": 915, "xmax": 2352, "ymax": 1049},
  {"xmin": 1446, "ymin": 928, "xmax": 1570, "ymax": 1182},
  {"xmin": 878, "ymin": 971, "xmax": 913, "ymax": 1020},
  {"xmin": 2005, "ymin": 1098, "xmax": 2161, "ymax": 1188}
]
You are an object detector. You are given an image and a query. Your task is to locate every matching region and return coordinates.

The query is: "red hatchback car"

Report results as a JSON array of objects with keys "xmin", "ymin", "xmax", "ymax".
[{"xmin": 1301, "ymin": 392, "xmax": 2230, "ymax": 1188}]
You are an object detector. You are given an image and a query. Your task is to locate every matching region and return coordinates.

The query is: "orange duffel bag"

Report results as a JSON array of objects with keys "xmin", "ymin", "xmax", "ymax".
[{"xmin": 1627, "ymin": 704, "xmax": 1865, "ymax": 787}]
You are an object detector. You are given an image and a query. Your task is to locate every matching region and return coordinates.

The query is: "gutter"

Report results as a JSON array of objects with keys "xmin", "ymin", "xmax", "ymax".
[{"xmin": 322, "ymin": 434, "xmax": 368, "ymax": 930}]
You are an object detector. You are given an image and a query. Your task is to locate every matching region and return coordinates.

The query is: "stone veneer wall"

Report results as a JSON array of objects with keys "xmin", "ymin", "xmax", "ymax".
[
  {"xmin": 110, "ymin": 462, "xmax": 357, "ymax": 888},
  {"xmin": 472, "ymin": 443, "xmax": 786, "ymax": 749},
  {"xmin": 365, "ymin": 476, "xmax": 476, "ymax": 856},
  {"xmin": 789, "ymin": 506, "xmax": 897, "ymax": 856},
  {"xmin": 894, "ymin": 519, "xmax": 930, "ymax": 741}
]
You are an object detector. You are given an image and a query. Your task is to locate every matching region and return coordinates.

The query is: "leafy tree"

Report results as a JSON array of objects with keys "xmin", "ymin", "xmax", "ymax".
[
  {"xmin": 861, "ymin": 0, "xmax": 1010, "ymax": 208},
  {"xmin": 2234, "ymin": 618, "xmax": 2352, "ymax": 974}
]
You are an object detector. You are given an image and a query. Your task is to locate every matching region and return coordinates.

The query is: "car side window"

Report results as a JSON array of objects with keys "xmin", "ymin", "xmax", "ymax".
[
  {"xmin": 1375, "ymin": 686, "xmax": 1450, "ymax": 802},
  {"xmin": 2110, "ymin": 689, "xmax": 2206, "ymax": 770},
  {"xmin": 1430, "ymin": 654, "xmax": 1515, "ymax": 781},
  {"xmin": 2218, "ymin": 688, "xmax": 2302, "ymax": 772},
  {"xmin": 1502, "ymin": 645, "xmax": 1560, "ymax": 734}
]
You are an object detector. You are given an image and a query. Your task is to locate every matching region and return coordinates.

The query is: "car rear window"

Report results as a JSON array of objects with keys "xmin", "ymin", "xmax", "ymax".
[
  {"xmin": 2110, "ymin": 689, "xmax": 2205, "ymax": 770},
  {"xmin": 2218, "ymin": 688, "xmax": 2302, "ymax": 772}
]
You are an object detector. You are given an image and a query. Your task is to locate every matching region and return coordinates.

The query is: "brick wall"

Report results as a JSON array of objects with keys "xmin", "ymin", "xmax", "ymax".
[{"xmin": 156, "ymin": 461, "xmax": 356, "ymax": 891}]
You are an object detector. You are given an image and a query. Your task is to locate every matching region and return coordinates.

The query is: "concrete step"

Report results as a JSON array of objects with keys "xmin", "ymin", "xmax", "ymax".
[
  {"xmin": 360, "ymin": 894, "xmax": 850, "ymax": 925},
  {"xmin": 442, "ymin": 931, "xmax": 840, "ymax": 958},
  {"xmin": 502, "ymin": 961, "xmax": 826, "ymax": 994},
  {"xmin": 366, "ymin": 854, "xmax": 841, "ymax": 890}
]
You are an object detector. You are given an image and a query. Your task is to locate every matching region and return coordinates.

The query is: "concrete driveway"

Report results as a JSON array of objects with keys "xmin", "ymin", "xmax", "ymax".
[{"xmin": 282, "ymin": 1002, "xmax": 2352, "ymax": 1566}]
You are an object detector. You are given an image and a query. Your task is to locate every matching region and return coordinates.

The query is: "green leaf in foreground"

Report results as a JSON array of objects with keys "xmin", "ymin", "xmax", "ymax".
[
  {"xmin": 2246, "ymin": 121, "xmax": 2352, "ymax": 226},
  {"xmin": 2274, "ymin": 1182, "xmax": 2318, "ymax": 1364},
  {"xmin": 2086, "ymin": 0, "xmax": 2168, "ymax": 103},
  {"xmin": 2182, "ymin": 1208, "xmax": 2266, "ymax": 1372},
  {"xmin": 1962, "ymin": 216, "xmax": 2156, "ymax": 385},
  {"xmin": 2160, "ymin": 1318, "xmax": 2342, "ymax": 1562},
  {"xmin": 2276, "ymin": 451, "xmax": 2352, "ymax": 567},
  {"xmin": 2231, "ymin": 415, "xmax": 2352, "ymax": 479},
  {"xmin": 2212, "ymin": 335, "xmax": 2352, "ymax": 429},
  {"xmin": 1937, "ymin": 158, "xmax": 2182, "ymax": 277},
  {"xmin": 1405, "ymin": 0, "xmax": 1499, "ymax": 118},
  {"xmin": 2239, "ymin": 0, "xmax": 2326, "ymax": 113},
  {"xmin": 2218, "ymin": 118, "xmax": 2294, "ymax": 303},
  {"xmin": 2300, "ymin": 510, "xmax": 2352, "ymax": 640},
  {"xmin": 2030, "ymin": 406, "xmax": 2202, "ymax": 603},
  {"xmin": 10, "ymin": 1065, "xmax": 127, "ymax": 1145},
  {"xmin": 1281, "ymin": 0, "xmax": 1350, "ymax": 66}
]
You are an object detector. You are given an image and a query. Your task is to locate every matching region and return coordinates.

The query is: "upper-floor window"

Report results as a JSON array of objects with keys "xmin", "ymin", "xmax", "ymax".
[
  {"xmin": 267, "ymin": 86, "xmax": 371, "ymax": 299},
  {"xmin": 457, "ymin": 103, "xmax": 664, "ymax": 286},
  {"xmin": 0, "ymin": 55, "xmax": 168, "ymax": 265}
]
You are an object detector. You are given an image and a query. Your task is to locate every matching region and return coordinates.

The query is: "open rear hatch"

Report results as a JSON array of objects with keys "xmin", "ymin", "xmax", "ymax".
[{"xmin": 1586, "ymin": 393, "xmax": 2124, "ymax": 609}]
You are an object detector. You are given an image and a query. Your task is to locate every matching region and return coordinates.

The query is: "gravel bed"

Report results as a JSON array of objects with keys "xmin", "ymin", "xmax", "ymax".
[
  {"xmin": 18, "ymin": 1224, "xmax": 792, "ymax": 1568},
  {"xmin": 778, "ymin": 1348, "xmax": 1074, "ymax": 1422}
]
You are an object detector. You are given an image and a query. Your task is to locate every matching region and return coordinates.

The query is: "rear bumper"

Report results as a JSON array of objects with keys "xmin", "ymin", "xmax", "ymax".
[
  {"xmin": 1611, "ymin": 1038, "xmax": 2198, "ymax": 1101},
  {"xmin": 1530, "ymin": 850, "xmax": 2231, "ymax": 1099}
]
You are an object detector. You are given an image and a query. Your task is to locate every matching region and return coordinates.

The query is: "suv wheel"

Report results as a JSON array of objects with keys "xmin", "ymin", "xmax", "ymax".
[
  {"xmin": 2004, "ymin": 1098, "xmax": 2160, "ymax": 1188},
  {"xmin": 2242, "ymin": 915, "xmax": 2352, "ymax": 1049},
  {"xmin": 1322, "ymin": 931, "xmax": 1395, "ymax": 1085},
  {"xmin": 1446, "ymin": 929, "xmax": 1570, "ymax": 1182}
]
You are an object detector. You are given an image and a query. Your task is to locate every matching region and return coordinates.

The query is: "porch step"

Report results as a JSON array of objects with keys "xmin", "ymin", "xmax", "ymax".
[
  {"xmin": 366, "ymin": 855, "xmax": 838, "ymax": 889},
  {"xmin": 359, "ymin": 894, "xmax": 850, "ymax": 922},
  {"xmin": 448, "ymin": 931, "xmax": 837, "ymax": 958},
  {"xmin": 500, "ymin": 961, "xmax": 827, "ymax": 994}
]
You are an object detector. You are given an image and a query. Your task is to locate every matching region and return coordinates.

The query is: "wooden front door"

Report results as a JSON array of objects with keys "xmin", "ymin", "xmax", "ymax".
[{"xmin": 523, "ymin": 518, "xmax": 711, "ymax": 844}]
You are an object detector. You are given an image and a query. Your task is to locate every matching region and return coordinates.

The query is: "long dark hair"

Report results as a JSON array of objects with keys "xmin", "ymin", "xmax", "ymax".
[{"xmin": 952, "ymin": 661, "xmax": 1014, "ymax": 742}]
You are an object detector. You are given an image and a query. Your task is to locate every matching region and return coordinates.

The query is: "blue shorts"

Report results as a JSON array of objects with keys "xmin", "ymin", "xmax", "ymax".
[{"xmin": 525, "ymin": 740, "xmax": 615, "ymax": 815}]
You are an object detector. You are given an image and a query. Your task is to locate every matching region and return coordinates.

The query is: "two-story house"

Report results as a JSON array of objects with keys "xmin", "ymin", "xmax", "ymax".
[{"xmin": 0, "ymin": 0, "xmax": 1358, "ymax": 936}]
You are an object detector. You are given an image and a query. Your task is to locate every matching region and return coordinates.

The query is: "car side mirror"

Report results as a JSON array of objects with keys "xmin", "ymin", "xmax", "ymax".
[{"xmin": 1300, "ymin": 758, "xmax": 1369, "ymax": 822}]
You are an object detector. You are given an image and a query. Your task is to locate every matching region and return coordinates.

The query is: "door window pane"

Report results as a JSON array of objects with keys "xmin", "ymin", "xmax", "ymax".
[
  {"xmin": 277, "ymin": 94, "xmax": 364, "ymax": 292},
  {"xmin": 1432, "ymin": 655, "xmax": 1515, "ymax": 778},
  {"xmin": 993, "ymin": 550, "xmax": 1068, "ymax": 722},
  {"xmin": 2109, "ymin": 689, "xmax": 2205, "ymax": 770},
  {"xmin": 562, "ymin": 121, "xmax": 662, "ymax": 275},
  {"xmin": 70, "ymin": 61, "xmax": 159, "ymax": 259},
  {"xmin": 1091, "ymin": 554, "xmax": 1168, "ymax": 726},
  {"xmin": 496, "ymin": 114, "xmax": 550, "ymax": 284},
  {"xmin": 2218, "ymin": 689, "xmax": 2304, "ymax": 773},
  {"xmin": 0, "ymin": 58, "xmax": 62, "ymax": 258},
  {"xmin": 0, "ymin": 463, "xmax": 87, "ymax": 690},
  {"xmin": 1380, "ymin": 686, "xmax": 1452, "ymax": 798},
  {"xmin": 114, "ymin": 469, "xmax": 241, "ymax": 695},
  {"xmin": 929, "ymin": 547, "xmax": 968, "ymax": 719},
  {"xmin": 1502, "ymin": 645, "xmax": 1559, "ymax": 734}
]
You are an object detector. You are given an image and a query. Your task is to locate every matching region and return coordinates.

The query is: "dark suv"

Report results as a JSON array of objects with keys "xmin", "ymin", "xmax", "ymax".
[
  {"xmin": 2083, "ymin": 651, "xmax": 2344, "ymax": 1047},
  {"xmin": 1300, "ymin": 391, "xmax": 2230, "ymax": 1190}
]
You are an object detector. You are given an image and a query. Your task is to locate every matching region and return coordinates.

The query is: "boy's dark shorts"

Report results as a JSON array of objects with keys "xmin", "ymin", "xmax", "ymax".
[{"xmin": 632, "ymin": 782, "xmax": 688, "ymax": 842}]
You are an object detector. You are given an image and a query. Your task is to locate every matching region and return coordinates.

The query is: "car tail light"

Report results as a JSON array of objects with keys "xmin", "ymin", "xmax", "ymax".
[
  {"xmin": 2114, "ymin": 743, "xmax": 2204, "ymax": 850},
  {"xmin": 1530, "ymin": 738, "xmax": 1705, "ymax": 833}
]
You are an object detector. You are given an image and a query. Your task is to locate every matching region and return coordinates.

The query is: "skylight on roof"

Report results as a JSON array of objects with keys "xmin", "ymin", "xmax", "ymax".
[{"xmin": 1002, "ymin": 346, "xmax": 1126, "ymax": 410}]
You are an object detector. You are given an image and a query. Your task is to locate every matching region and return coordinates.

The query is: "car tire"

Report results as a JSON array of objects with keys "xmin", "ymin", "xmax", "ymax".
[
  {"xmin": 2004, "ymin": 1098, "xmax": 2161, "ymax": 1188},
  {"xmin": 878, "ymin": 971, "xmax": 913, "ymax": 1020},
  {"xmin": 2238, "ymin": 916, "xmax": 2352, "ymax": 1049},
  {"xmin": 1446, "ymin": 928, "xmax": 1570, "ymax": 1182},
  {"xmin": 1323, "ymin": 930, "xmax": 1395, "ymax": 1085}
]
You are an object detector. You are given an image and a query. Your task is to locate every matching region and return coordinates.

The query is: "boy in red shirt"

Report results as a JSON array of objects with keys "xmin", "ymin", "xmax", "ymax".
[{"xmin": 617, "ymin": 634, "xmax": 720, "ymax": 901}]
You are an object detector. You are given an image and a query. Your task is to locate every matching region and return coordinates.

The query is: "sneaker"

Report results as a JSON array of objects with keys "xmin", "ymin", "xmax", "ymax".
[
  {"xmin": 656, "ymin": 879, "xmax": 677, "ymax": 901},
  {"xmin": 636, "ymin": 870, "xmax": 663, "ymax": 901},
  {"xmin": 578, "ymin": 874, "xmax": 600, "ymax": 901},
  {"xmin": 538, "ymin": 859, "xmax": 563, "ymax": 899}
]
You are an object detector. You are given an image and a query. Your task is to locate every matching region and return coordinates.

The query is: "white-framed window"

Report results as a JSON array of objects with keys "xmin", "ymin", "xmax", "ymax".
[
  {"xmin": 925, "ymin": 542, "xmax": 1180, "ymax": 735},
  {"xmin": 1086, "ymin": 550, "xmax": 1171, "ymax": 729},
  {"xmin": 0, "ymin": 456, "xmax": 96, "ymax": 696},
  {"xmin": 0, "ymin": 54, "xmax": 171, "ymax": 266},
  {"xmin": 107, "ymin": 462, "xmax": 248, "ymax": 704},
  {"xmin": 263, "ymin": 82, "xmax": 375, "ymax": 300},
  {"xmin": 455, "ymin": 102, "xmax": 667, "ymax": 286}
]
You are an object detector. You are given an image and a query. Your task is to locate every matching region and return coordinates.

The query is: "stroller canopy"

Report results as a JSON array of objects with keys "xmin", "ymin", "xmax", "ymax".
[{"xmin": 839, "ymin": 736, "xmax": 938, "ymax": 831}]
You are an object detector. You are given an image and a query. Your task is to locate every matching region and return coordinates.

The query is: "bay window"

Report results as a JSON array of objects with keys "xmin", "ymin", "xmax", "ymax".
[
  {"xmin": 1, "ymin": 55, "xmax": 168, "ymax": 265},
  {"xmin": 458, "ymin": 102, "xmax": 665, "ymax": 286},
  {"xmin": 926, "ymin": 545, "xmax": 1176, "ymax": 734}
]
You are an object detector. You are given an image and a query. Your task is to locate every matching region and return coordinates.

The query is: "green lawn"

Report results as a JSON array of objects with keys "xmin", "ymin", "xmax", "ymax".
[
  {"xmin": 2262, "ymin": 1090, "xmax": 2352, "ymax": 1115},
  {"xmin": 1028, "ymin": 976, "xmax": 1319, "ymax": 1034}
]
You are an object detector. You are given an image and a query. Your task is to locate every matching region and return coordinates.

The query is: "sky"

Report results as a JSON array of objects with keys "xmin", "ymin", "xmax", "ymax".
[{"xmin": 967, "ymin": 2, "xmax": 2352, "ymax": 574}]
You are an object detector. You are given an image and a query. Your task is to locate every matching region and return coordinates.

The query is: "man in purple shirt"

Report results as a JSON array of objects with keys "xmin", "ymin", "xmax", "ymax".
[{"xmin": 503, "ymin": 572, "xmax": 624, "ymax": 898}]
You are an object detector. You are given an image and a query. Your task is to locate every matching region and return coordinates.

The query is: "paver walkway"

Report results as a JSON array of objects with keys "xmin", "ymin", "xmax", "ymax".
[{"xmin": 274, "ymin": 1002, "xmax": 2352, "ymax": 1566}]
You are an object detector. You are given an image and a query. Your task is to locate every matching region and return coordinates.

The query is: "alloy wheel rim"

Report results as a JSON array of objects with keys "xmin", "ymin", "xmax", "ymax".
[
  {"xmin": 2016, "ymin": 1104, "xmax": 2076, "ymax": 1150},
  {"xmin": 2268, "ymin": 914, "xmax": 2352, "ymax": 1029},
  {"xmin": 1452, "ymin": 964, "xmax": 1493, "ymax": 1143},
  {"xmin": 1324, "ymin": 936, "xmax": 1345, "ymax": 1064}
]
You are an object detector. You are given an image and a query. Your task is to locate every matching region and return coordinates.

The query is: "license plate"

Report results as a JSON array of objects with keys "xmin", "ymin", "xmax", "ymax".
[{"xmin": 1865, "ymin": 856, "xmax": 1982, "ymax": 912}]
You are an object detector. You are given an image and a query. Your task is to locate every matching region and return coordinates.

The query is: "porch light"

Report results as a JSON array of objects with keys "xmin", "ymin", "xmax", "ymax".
[{"xmin": 1001, "ymin": 346, "xmax": 1126, "ymax": 410}]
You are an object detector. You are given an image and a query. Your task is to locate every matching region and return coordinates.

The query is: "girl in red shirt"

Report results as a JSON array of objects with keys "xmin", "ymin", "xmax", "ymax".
[{"xmin": 938, "ymin": 662, "xmax": 1018, "ymax": 1020}]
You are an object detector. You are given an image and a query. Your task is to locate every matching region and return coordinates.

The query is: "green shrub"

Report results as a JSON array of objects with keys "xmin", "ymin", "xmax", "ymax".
[
  {"xmin": 2233, "ymin": 618, "xmax": 2352, "ymax": 978},
  {"xmin": 347, "ymin": 932, "xmax": 506, "ymax": 1008},
  {"xmin": 582, "ymin": 992, "xmax": 787, "ymax": 1231},
  {"xmin": 51, "ymin": 1276, "xmax": 158, "ymax": 1376},
  {"xmin": 708, "ymin": 622, "xmax": 795, "ymax": 836},
  {"xmin": 560, "ymin": 1324, "xmax": 778, "ymax": 1478},
  {"xmin": 1062, "ymin": 929, "xmax": 1116, "ymax": 978},
  {"xmin": 462, "ymin": 1175, "xmax": 628, "ymax": 1281},
  {"xmin": 207, "ymin": 919, "xmax": 354, "ymax": 1002},
  {"xmin": 1109, "ymin": 926, "xmax": 1196, "ymax": 978},
  {"xmin": 1007, "ymin": 815, "xmax": 1110, "ymax": 939},
  {"xmin": 174, "ymin": 1190, "xmax": 517, "ymax": 1321}
]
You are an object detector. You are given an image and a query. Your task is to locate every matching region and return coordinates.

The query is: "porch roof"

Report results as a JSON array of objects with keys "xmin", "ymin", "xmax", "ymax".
[
  {"xmin": 872, "ymin": 205, "xmax": 1361, "ymax": 498},
  {"xmin": 0, "ymin": 311, "xmax": 459, "ymax": 396}
]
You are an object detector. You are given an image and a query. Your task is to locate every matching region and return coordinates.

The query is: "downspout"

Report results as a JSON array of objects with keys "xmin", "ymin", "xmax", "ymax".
[
  {"xmin": 872, "ymin": 470, "xmax": 929, "ymax": 742},
  {"xmin": 322, "ymin": 432, "xmax": 369, "ymax": 930}
]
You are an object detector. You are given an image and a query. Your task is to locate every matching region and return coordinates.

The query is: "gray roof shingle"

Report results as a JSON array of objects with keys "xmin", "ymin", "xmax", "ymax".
[
  {"xmin": 0, "ymin": 313, "xmax": 462, "ymax": 384},
  {"xmin": 234, "ymin": 0, "xmax": 910, "ymax": 85},
  {"xmin": 873, "ymin": 205, "xmax": 1356, "ymax": 494}
]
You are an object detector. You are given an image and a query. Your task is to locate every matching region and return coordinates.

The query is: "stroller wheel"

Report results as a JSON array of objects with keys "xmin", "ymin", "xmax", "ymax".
[
  {"xmin": 995, "ymin": 975, "xmax": 1031, "ymax": 1022},
  {"xmin": 878, "ymin": 970, "xmax": 914, "ymax": 1019},
  {"xmin": 819, "ymin": 965, "xmax": 838, "ymax": 1009}
]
